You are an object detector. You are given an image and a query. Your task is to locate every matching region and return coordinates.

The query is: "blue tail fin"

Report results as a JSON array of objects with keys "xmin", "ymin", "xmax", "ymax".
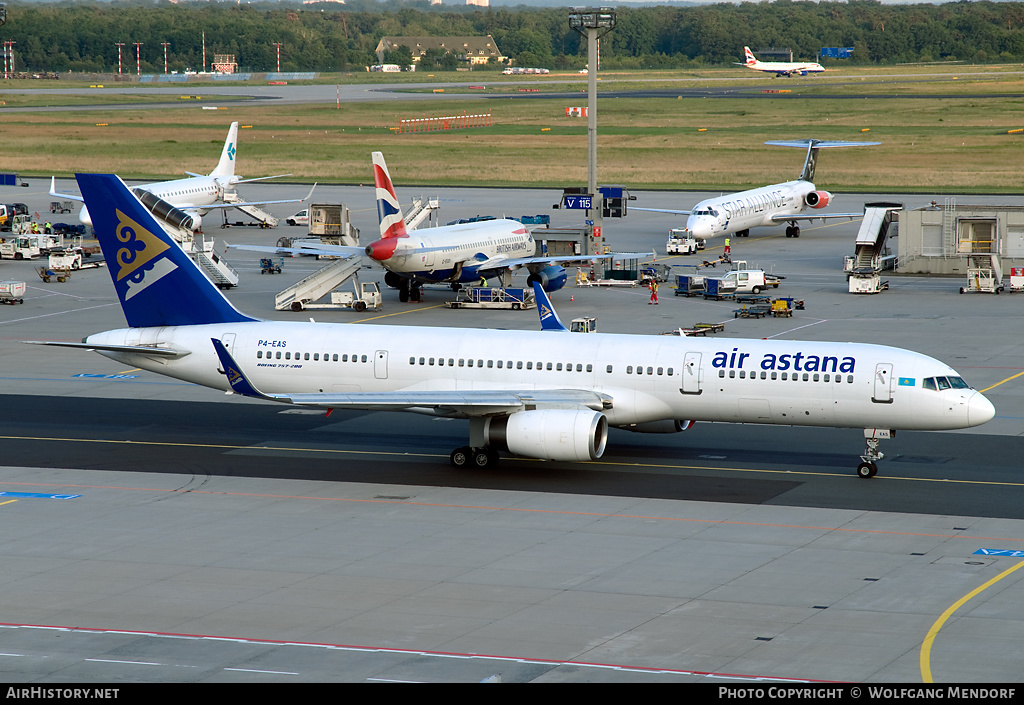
[
  {"xmin": 76, "ymin": 173, "xmax": 255, "ymax": 328},
  {"xmin": 532, "ymin": 281, "xmax": 568, "ymax": 331}
]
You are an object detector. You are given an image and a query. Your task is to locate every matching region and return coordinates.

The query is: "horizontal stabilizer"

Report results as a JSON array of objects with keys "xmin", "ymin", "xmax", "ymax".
[
  {"xmin": 24, "ymin": 340, "xmax": 191, "ymax": 358},
  {"xmin": 766, "ymin": 139, "xmax": 880, "ymax": 149}
]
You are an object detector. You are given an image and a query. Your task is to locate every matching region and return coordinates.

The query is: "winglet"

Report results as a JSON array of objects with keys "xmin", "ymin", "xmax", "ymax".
[
  {"xmin": 532, "ymin": 281, "xmax": 568, "ymax": 331},
  {"xmin": 211, "ymin": 338, "xmax": 272, "ymax": 400}
]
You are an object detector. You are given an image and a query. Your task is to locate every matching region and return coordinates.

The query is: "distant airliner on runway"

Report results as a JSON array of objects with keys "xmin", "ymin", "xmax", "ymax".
[
  {"xmin": 737, "ymin": 46, "xmax": 825, "ymax": 77},
  {"xmin": 29, "ymin": 173, "xmax": 996, "ymax": 479}
]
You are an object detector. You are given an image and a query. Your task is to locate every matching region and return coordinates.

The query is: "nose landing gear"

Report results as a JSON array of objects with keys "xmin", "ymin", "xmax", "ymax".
[{"xmin": 857, "ymin": 429, "xmax": 893, "ymax": 478}]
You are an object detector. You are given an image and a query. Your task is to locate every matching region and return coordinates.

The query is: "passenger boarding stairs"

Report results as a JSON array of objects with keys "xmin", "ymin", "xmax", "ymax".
[
  {"xmin": 221, "ymin": 191, "xmax": 279, "ymax": 228},
  {"xmin": 845, "ymin": 202, "xmax": 900, "ymax": 294},
  {"xmin": 275, "ymin": 257, "xmax": 363, "ymax": 311},
  {"xmin": 405, "ymin": 196, "xmax": 440, "ymax": 229},
  {"xmin": 152, "ymin": 216, "xmax": 240, "ymax": 290}
]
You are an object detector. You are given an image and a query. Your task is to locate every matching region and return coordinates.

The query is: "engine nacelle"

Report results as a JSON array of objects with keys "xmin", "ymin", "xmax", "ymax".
[
  {"xmin": 804, "ymin": 190, "xmax": 832, "ymax": 209},
  {"xmin": 132, "ymin": 188, "xmax": 201, "ymax": 231},
  {"xmin": 618, "ymin": 419, "xmax": 695, "ymax": 434},
  {"xmin": 526, "ymin": 265, "xmax": 567, "ymax": 293},
  {"xmin": 485, "ymin": 409, "xmax": 607, "ymax": 462}
]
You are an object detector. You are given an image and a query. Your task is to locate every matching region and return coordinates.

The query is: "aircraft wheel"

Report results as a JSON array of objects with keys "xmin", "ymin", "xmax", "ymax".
[
  {"xmin": 856, "ymin": 462, "xmax": 878, "ymax": 479},
  {"xmin": 470, "ymin": 448, "xmax": 498, "ymax": 469},
  {"xmin": 450, "ymin": 446, "xmax": 472, "ymax": 468},
  {"xmin": 398, "ymin": 287, "xmax": 409, "ymax": 303},
  {"xmin": 793, "ymin": 228, "xmax": 801, "ymax": 238}
]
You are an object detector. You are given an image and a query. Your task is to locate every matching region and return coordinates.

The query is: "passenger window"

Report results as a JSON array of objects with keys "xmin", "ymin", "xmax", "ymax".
[
  {"xmin": 487, "ymin": 360, "xmax": 494, "ymax": 368},
  {"xmin": 526, "ymin": 362, "xmax": 532, "ymax": 370},
  {"xmin": 781, "ymin": 372, "xmax": 787, "ymax": 380},
  {"xmin": 657, "ymin": 367, "xmax": 663, "ymax": 376},
  {"xmin": 719, "ymin": 369, "xmax": 725, "ymax": 378},
  {"xmin": 409, "ymin": 357, "xmax": 415, "ymax": 365},
  {"xmin": 627, "ymin": 366, "xmax": 633, "ymax": 374},
  {"xmin": 546, "ymin": 362, "xmax": 552, "ymax": 370},
  {"xmin": 647, "ymin": 367, "xmax": 653, "ymax": 375},
  {"xmin": 517, "ymin": 361, "xmax": 523, "ymax": 369},
  {"xmin": 606, "ymin": 365, "xmax": 612, "ymax": 373},
  {"xmin": 846, "ymin": 375, "xmax": 854, "ymax": 383},
  {"xmin": 429, "ymin": 358, "xmax": 435, "ymax": 366},
  {"xmin": 577, "ymin": 364, "xmax": 583, "ymax": 372},
  {"xmin": 771, "ymin": 372, "xmax": 777, "ymax": 380},
  {"xmin": 439, "ymin": 358, "xmax": 445, "ymax": 367},
  {"xmin": 729, "ymin": 370, "xmax": 735, "ymax": 378},
  {"xmin": 314, "ymin": 353, "xmax": 319, "ymax": 361},
  {"xmin": 556, "ymin": 363, "xmax": 563, "ymax": 371},
  {"xmin": 304, "ymin": 353, "xmax": 310, "ymax": 361},
  {"xmin": 257, "ymin": 351, "xmax": 263, "ymax": 359},
  {"xmin": 361, "ymin": 355, "xmax": 367, "ymax": 363},
  {"xmin": 285, "ymin": 352, "xmax": 291, "ymax": 360}
]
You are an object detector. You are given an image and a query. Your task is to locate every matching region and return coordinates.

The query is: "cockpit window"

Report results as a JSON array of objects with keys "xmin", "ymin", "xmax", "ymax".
[{"xmin": 923, "ymin": 376, "xmax": 971, "ymax": 391}]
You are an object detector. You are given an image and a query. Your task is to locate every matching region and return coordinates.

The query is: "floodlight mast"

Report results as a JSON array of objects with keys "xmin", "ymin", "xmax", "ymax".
[{"xmin": 569, "ymin": 7, "xmax": 615, "ymax": 251}]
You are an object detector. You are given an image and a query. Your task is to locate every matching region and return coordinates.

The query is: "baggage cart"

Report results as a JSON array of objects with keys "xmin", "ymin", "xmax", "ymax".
[{"xmin": 0, "ymin": 280, "xmax": 25, "ymax": 304}]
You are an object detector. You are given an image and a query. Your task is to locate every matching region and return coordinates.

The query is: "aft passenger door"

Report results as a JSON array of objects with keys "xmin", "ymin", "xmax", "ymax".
[
  {"xmin": 374, "ymin": 350, "xmax": 389, "ymax": 380},
  {"xmin": 681, "ymin": 352, "xmax": 702, "ymax": 395},
  {"xmin": 872, "ymin": 363, "xmax": 893, "ymax": 403}
]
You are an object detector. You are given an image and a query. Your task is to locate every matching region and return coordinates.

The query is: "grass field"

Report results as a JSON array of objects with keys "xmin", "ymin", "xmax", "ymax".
[{"xmin": 2, "ymin": 64, "xmax": 1023, "ymax": 192}]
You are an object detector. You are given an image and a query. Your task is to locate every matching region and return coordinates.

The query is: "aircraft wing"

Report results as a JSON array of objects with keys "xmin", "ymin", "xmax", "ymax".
[
  {"xmin": 50, "ymin": 177, "xmax": 84, "ymax": 203},
  {"xmin": 227, "ymin": 243, "xmax": 368, "ymax": 260},
  {"xmin": 474, "ymin": 251, "xmax": 655, "ymax": 271},
  {"xmin": 769, "ymin": 213, "xmax": 864, "ymax": 223},
  {"xmin": 197, "ymin": 183, "xmax": 318, "ymax": 210},
  {"xmin": 212, "ymin": 338, "xmax": 612, "ymax": 415},
  {"xmin": 631, "ymin": 207, "xmax": 692, "ymax": 216}
]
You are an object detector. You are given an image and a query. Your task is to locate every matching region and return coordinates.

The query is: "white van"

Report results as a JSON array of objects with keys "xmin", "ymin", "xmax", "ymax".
[{"xmin": 286, "ymin": 209, "xmax": 309, "ymax": 227}]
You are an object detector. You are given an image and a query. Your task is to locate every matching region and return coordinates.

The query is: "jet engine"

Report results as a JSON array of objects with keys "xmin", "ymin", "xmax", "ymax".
[
  {"xmin": 485, "ymin": 409, "xmax": 608, "ymax": 462},
  {"xmin": 526, "ymin": 265, "xmax": 567, "ymax": 292},
  {"xmin": 132, "ymin": 189, "xmax": 201, "ymax": 231},
  {"xmin": 804, "ymin": 190, "xmax": 832, "ymax": 209}
]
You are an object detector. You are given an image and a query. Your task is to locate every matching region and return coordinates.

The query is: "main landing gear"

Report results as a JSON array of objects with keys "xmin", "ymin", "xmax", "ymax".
[
  {"xmin": 785, "ymin": 224, "xmax": 801, "ymax": 238},
  {"xmin": 856, "ymin": 430, "xmax": 892, "ymax": 478},
  {"xmin": 450, "ymin": 446, "xmax": 499, "ymax": 469}
]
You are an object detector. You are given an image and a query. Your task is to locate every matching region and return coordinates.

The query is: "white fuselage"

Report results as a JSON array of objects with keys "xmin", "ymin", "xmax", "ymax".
[
  {"xmin": 84, "ymin": 321, "xmax": 994, "ymax": 433},
  {"xmin": 80, "ymin": 175, "xmax": 223, "ymax": 226},
  {"xmin": 371, "ymin": 219, "xmax": 535, "ymax": 283},
  {"xmin": 748, "ymin": 60, "xmax": 825, "ymax": 76},
  {"xmin": 686, "ymin": 179, "xmax": 815, "ymax": 240}
]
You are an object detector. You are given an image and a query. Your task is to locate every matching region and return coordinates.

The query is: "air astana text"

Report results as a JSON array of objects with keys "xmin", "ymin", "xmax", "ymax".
[{"xmin": 713, "ymin": 348, "xmax": 856, "ymax": 373}]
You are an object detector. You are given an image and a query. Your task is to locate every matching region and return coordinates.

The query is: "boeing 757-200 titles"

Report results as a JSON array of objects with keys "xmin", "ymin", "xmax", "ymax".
[{"xmin": 31, "ymin": 173, "xmax": 995, "ymax": 479}]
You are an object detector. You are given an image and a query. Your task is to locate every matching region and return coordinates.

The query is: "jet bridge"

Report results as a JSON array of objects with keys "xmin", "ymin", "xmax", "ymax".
[{"xmin": 844, "ymin": 202, "xmax": 900, "ymax": 294}]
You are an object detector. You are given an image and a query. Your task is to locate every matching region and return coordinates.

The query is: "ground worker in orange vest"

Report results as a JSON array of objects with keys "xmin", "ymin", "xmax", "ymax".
[{"xmin": 648, "ymin": 278, "xmax": 659, "ymax": 305}]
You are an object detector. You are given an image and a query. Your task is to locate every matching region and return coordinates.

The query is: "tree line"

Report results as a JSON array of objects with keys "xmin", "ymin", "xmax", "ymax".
[{"xmin": 5, "ymin": 0, "xmax": 1024, "ymax": 75}]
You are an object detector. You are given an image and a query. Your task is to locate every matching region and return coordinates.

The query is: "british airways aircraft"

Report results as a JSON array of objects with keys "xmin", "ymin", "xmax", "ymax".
[
  {"xmin": 240, "ymin": 151, "xmax": 650, "ymax": 302},
  {"xmin": 34, "ymin": 173, "xmax": 995, "ymax": 479},
  {"xmin": 636, "ymin": 139, "xmax": 877, "ymax": 241},
  {"xmin": 736, "ymin": 46, "xmax": 825, "ymax": 77},
  {"xmin": 50, "ymin": 122, "xmax": 311, "ymax": 229}
]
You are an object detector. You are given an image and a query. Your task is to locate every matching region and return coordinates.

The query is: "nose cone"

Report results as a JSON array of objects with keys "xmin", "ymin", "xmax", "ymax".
[
  {"xmin": 968, "ymin": 392, "xmax": 996, "ymax": 427},
  {"xmin": 365, "ymin": 238, "xmax": 398, "ymax": 262},
  {"xmin": 686, "ymin": 216, "xmax": 712, "ymax": 240}
]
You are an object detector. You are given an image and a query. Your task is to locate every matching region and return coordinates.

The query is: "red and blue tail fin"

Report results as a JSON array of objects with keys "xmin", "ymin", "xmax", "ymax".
[
  {"xmin": 372, "ymin": 151, "xmax": 408, "ymax": 240},
  {"xmin": 76, "ymin": 173, "xmax": 255, "ymax": 328}
]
